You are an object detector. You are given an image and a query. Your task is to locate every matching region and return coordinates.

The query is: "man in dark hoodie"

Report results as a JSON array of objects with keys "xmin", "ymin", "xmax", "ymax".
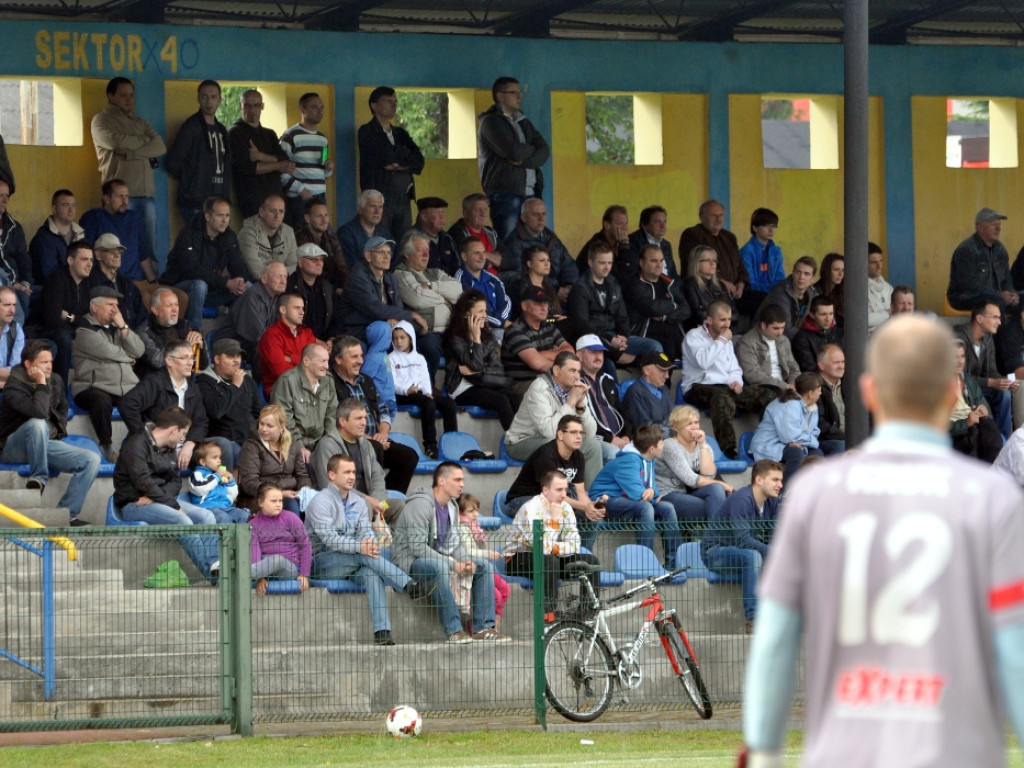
[
  {"xmin": 477, "ymin": 77, "xmax": 550, "ymax": 240},
  {"xmin": 159, "ymin": 195, "xmax": 249, "ymax": 332},
  {"xmin": 165, "ymin": 80, "xmax": 230, "ymax": 226}
]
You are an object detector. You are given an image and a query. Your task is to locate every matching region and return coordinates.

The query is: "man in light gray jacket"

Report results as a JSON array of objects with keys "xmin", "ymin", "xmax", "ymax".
[
  {"xmin": 391, "ymin": 462, "xmax": 508, "ymax": 644},
  {"xmin": 310, "ymin": 398, "xmax": 405, "ymax": 523},
  {"xmin": 505, "ymin": 351, "xmax": 603, "ymax": 486},
  {"xmin": 735, "ymin": 303, "xmax": 800, "ymax": 396},
  {"xmin": 71, "ymin": 286, "xmax": 145, "ymax": 462}
]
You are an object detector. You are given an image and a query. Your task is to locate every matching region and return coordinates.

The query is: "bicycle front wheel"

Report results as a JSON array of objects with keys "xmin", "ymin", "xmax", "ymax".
[
  {"xmin": 544, "ymin": 621, "xmax": 615, "ymax": 722},
  {"xmin": 661, "ymin": 621, "xmax": 712, "ymax": 719}
]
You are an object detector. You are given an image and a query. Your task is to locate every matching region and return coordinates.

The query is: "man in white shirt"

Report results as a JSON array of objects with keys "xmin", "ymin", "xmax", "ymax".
[
  {"xmin": 867, "ymin": 241, "xmax": 893, "ymax": 334},
  {"xmin": 680, "ymin": 300, "xmax": 776, "ymax": 459}
]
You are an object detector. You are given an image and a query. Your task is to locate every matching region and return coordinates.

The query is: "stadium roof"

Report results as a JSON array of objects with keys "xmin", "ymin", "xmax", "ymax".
[{"xmin": 2, "ymin": 0, "xmax": 1024, "ymax": 45}]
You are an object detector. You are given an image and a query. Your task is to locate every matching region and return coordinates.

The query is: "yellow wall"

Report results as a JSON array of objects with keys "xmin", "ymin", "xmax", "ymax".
[
  {"xmin": 729, "ymin": 94, "xmax": 886, "ymax": 274},
  {"xmin": 351, "ymin": 86, "xmax": 487, "ymax": 222},
  {"xmin": 912, "ymin": 95, "xmax": 1024, "ymax": 313},
  {"xmin": 551, "ymin": 91, "xmax": 709, "ymax": 272},
  {"xmin": 5, "ymin": 77, "xmax": 108, "ymax": 233},
  {"xmin": 166, "ymin": 80, "xmax": 333, "ymax": 241}
]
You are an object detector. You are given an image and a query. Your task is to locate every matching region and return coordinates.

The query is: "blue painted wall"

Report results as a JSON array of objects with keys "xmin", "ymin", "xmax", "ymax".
[{"xmin": 8, "ymin": 19, "xmax": 1024, "ymax": 289}]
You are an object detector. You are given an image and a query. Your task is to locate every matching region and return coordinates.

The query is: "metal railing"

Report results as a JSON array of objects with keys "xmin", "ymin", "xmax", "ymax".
[{"xmin": 0, "ymin": 520, "xmax": 790, "ymax": 734}]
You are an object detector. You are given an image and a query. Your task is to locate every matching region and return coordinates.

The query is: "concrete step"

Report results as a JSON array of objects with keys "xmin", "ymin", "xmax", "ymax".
[{"xmin": 4, "ymin": 631, "xmax": 749, "ymax": 712}]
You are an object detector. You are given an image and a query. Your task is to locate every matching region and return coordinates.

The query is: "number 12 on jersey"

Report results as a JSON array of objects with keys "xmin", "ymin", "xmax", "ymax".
[{"xmin": 837, "ymin": 512, "xmax": 953, "ymax": 647}]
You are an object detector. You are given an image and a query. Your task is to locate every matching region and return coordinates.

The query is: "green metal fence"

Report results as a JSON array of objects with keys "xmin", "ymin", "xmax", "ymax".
[{"xmin": 0, "ymin": 521, "xmax": 792, "ymax": 733}]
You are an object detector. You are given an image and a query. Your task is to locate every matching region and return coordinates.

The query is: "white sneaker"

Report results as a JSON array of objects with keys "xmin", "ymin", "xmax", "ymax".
[{"xmin": 209, "ymin": 560, "xmax": 220, "ymax": 577}]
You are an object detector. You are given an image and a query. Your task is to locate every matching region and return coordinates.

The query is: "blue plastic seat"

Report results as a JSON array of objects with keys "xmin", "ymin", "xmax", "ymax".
[
  {"xmin": 0, "ymin": 460, "xmax": 32, "ymax": 475},
  {"xmin": 67, "ymin": 383, "xmax": 120, "ymax": 419},
  {"xmin": 459, "ymin": 404, "xmax": 499, "ymax": 419},
  {"xmin": 675, "ymin": 378, "xmax": 686, "ymax": 406},
  {"xmin": 676, "ymin": 541, "xmax": 739, "ymax": 584},
  {"xmin": 705, "ymin": 434, "xmax": 749, "ymax": 473},
  {"xmin": 614, "ymin": 544, "xmax": 684, "ymax": 584},
  {"xmin": 396, "ymin": 402, "xmax": 422, "ymax": 417},
  {"xmin": 737, "ymin": 430, "xmax": 756, "ymax": 464},
  {"xmin": 492, "ymin": 488, "xmax": 514, "ymax": 525},
  {"xmin": 201, "ymin": 306, "xmax": 220, "ymax": 319},
  {"xmin": 618, "ymin": 377, "xmax": 636, "ymax": 401},
  {"xmin": 309, "ymin": 578, "xmax": 366, "ymax": 593},
  {"xmin": 499, "ymin": 435, "xmax": 524, "ymax": 467},
  {"xmin": 388, "ymin": 431, "xmax": 441, "ymax": 474},
  {"xmin": 106, "ymin": 496, "xmax": 147, "ymax": 526},
  {"xmin": 253, "ymin": 579, "xmax": 302, "ymax": 594},
  {"xmin": 62, "ymin": 434, "xmax": 115, "ymax": 477},
  {"xmin": 438, "ymin": 431, "xmax": 507, "ymax": 473},
  {"xmin": 476, "ymin": 515, "xmax": 502, "ymax": 530},
  {"xmin": 579, "ymin": 546, "xmax": 626, "ymax": 588}
]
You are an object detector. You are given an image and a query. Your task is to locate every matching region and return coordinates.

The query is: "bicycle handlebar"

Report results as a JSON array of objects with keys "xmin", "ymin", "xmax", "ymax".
[{"xmin": 599, "ymin": 565, "xmax": 690, "ymax": 604}]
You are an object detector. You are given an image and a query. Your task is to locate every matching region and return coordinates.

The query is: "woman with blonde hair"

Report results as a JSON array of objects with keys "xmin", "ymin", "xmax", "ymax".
[
  {"xmin": 655, "ymin": 405, "xmax": 734, "ymax": 544},
  {"xmin": 682, "ymin": 244, "xmax": 735, "ymax": 328},
  {"xmin": 237, "ymin": 404, "xmax": 310, "ymax": 515}
]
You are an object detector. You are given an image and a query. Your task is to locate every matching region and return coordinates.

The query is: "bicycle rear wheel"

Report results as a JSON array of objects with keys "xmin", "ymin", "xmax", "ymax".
[
  {"xmin": 544, "ymin": 621, "xmax": 615, "ymax": 722},
  {"xmin": 661, "ymin": 620, "xmax": 712, "ymax": 719}
]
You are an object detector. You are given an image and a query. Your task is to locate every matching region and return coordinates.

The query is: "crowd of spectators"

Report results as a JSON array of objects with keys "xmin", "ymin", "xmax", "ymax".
[{"xmin": 1, "ymin": 71, "xmax": 997, "ymax": 643}]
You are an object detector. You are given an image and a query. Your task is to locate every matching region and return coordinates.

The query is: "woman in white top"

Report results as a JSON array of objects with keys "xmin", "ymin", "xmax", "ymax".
[{"xmin": 655, "ymin": 405, "xmax": 734, "ymax": 548}]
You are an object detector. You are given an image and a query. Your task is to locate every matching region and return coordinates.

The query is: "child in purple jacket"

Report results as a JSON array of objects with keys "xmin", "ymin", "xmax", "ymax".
[{"xmin": 250, "ymin": 482, "xmax": 312, "ymax": 595}]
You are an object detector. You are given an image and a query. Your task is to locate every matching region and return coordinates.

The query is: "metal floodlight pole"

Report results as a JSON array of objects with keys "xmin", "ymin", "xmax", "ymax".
[{"xmin": 844, "ymin": 0, "xmax": 870, "ymax": 447}]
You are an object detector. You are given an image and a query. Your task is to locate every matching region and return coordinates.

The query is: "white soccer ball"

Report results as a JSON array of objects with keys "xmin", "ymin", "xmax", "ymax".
[{"xmin": 386, "ymin": 705, "xmax": 422, "ymax": 738}]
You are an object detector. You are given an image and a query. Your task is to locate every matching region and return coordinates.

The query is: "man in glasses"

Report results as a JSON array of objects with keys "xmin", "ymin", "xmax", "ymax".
[
  {"xmin": 478, "ymin": 76, "xmax": 550, "ymax": 240},
  {"xmin": 228, "ymin": 89, "xmax": 294, "ymax": 219}
]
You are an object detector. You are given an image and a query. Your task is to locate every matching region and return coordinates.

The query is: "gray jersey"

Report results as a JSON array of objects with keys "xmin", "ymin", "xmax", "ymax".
[{"xmin": 761, "ymin": 437, "xmax": 1024, "ymax": 768}]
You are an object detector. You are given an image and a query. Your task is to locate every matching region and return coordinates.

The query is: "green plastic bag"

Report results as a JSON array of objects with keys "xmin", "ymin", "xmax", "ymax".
[{"xmin": 144, "ymin": 560, "xmax": 190, "ymax": 588}]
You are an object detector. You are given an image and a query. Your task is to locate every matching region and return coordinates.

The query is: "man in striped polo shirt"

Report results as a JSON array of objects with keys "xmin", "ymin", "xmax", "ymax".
[{"xmin": 280, "ymin": 92, "xmax": 333, "ymax": 229}]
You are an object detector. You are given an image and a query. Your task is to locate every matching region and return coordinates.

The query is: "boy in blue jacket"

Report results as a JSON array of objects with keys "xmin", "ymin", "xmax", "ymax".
[
  {"xmin": 700, "ymin": 458, "xmax": 783, "ymax": 632},
  {"xmin": 588, "ymin": 425, "xmax": 681, "ymax": 565},
  {"xmin": 184, "ymin": 441, "xmax": 248, "ymax": 523}
]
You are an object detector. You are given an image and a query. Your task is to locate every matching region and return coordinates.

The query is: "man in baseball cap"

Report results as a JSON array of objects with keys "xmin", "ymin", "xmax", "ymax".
[
  {"xmin": 288, "ymin": 242, "xmax": 334, "ymax": 339},
  {"xmin": 948, "ymin": 205, "xmax": 1018, "ymax": 312},
  {"xmin": 575, "ymin": 333, "xmax": 633, "ymax": 461},
  {"xmin": 91, "ymin": 232, "xmax": 144, "ymax": 327},
  {"xmin": 195, "ymin": 336, "xmax": 261, "ymax": 470},
  {"xmin": 621, "ymin": 351, "xmax": 676, "ymax": 436}
]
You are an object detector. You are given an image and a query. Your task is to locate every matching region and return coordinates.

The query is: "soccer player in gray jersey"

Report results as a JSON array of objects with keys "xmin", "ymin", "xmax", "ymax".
[{"xmin": 741, "ymin": 314, "xmax": 1024, "ymax": 768}]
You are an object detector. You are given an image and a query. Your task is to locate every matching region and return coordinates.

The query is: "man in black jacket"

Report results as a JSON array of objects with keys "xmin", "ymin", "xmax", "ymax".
[
  {"xmin": 0, "ymin": 339, "xmax": 99, "ymax": 524},
  {"xmin": 624, "ymin": 243, "xmax": 691, "ymax": 359},
  {"xmin": 357, "ymin": 87, "xmax": 424, "ymax": 242},
  {"xmin": 121, "ymin": 339, "xmax": 209, "ymax": 470},
  {"xmin": 40, "ymin": 240, "xmax": 94, "ymax": 384},
  {"xmin": 815, "ymin": 344, "xmax": 846, "ymax": 456},
  {"xmin": 478, "ymin": 77, "xmax": 550, "ymax": 239},
  {"xmin": 329, "ymin": 335, "xmax": 417, "ymax": 494},
  {"xmin": 195, "ymin": 338, "xmax": 262, "ymax": 470},
  {"xmin": 228, "ymin": 89, "xmax": 294, "ymax": 219},
  {"xmin": 567, "ymin": 241, "xmax": 662, "ymax": 370},
  {"xmin": 159, "ymin": 195, "xmax": 249, "ymax": 333},
  {"xmin": 286, "ymin": 243, "xmax": 333, "ymax": 340},
  {"xmin": 134, "ymin": 287, "xmax": 206, "ymax": 378},
  {"xmin": 113, "ymin": 406, "xmax": 218, "ymax": 580},
  {"xmin": 0, "ymin": 178, "xmax": 31, "ymax": 324}
]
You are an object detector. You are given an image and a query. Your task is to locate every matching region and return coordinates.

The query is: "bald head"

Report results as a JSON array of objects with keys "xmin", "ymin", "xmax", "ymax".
[{"xmin": 864, "ymin": 315, "xmax": 957, "ymax": 426}]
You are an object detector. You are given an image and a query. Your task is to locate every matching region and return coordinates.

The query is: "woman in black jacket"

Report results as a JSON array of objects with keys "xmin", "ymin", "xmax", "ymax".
[
  {"xmin": 682, "ymin": 245, "xmax": 735, "ymax": 328},
  {"xmin": 441, "ymin": 290, "xmax": 520, "ymax": 430}
]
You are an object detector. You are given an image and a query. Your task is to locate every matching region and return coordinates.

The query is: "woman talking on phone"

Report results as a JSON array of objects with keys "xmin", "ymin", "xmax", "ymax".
[{"xmin": 441, "ymin": 289, "xmax": 521, "ymax": 430}]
